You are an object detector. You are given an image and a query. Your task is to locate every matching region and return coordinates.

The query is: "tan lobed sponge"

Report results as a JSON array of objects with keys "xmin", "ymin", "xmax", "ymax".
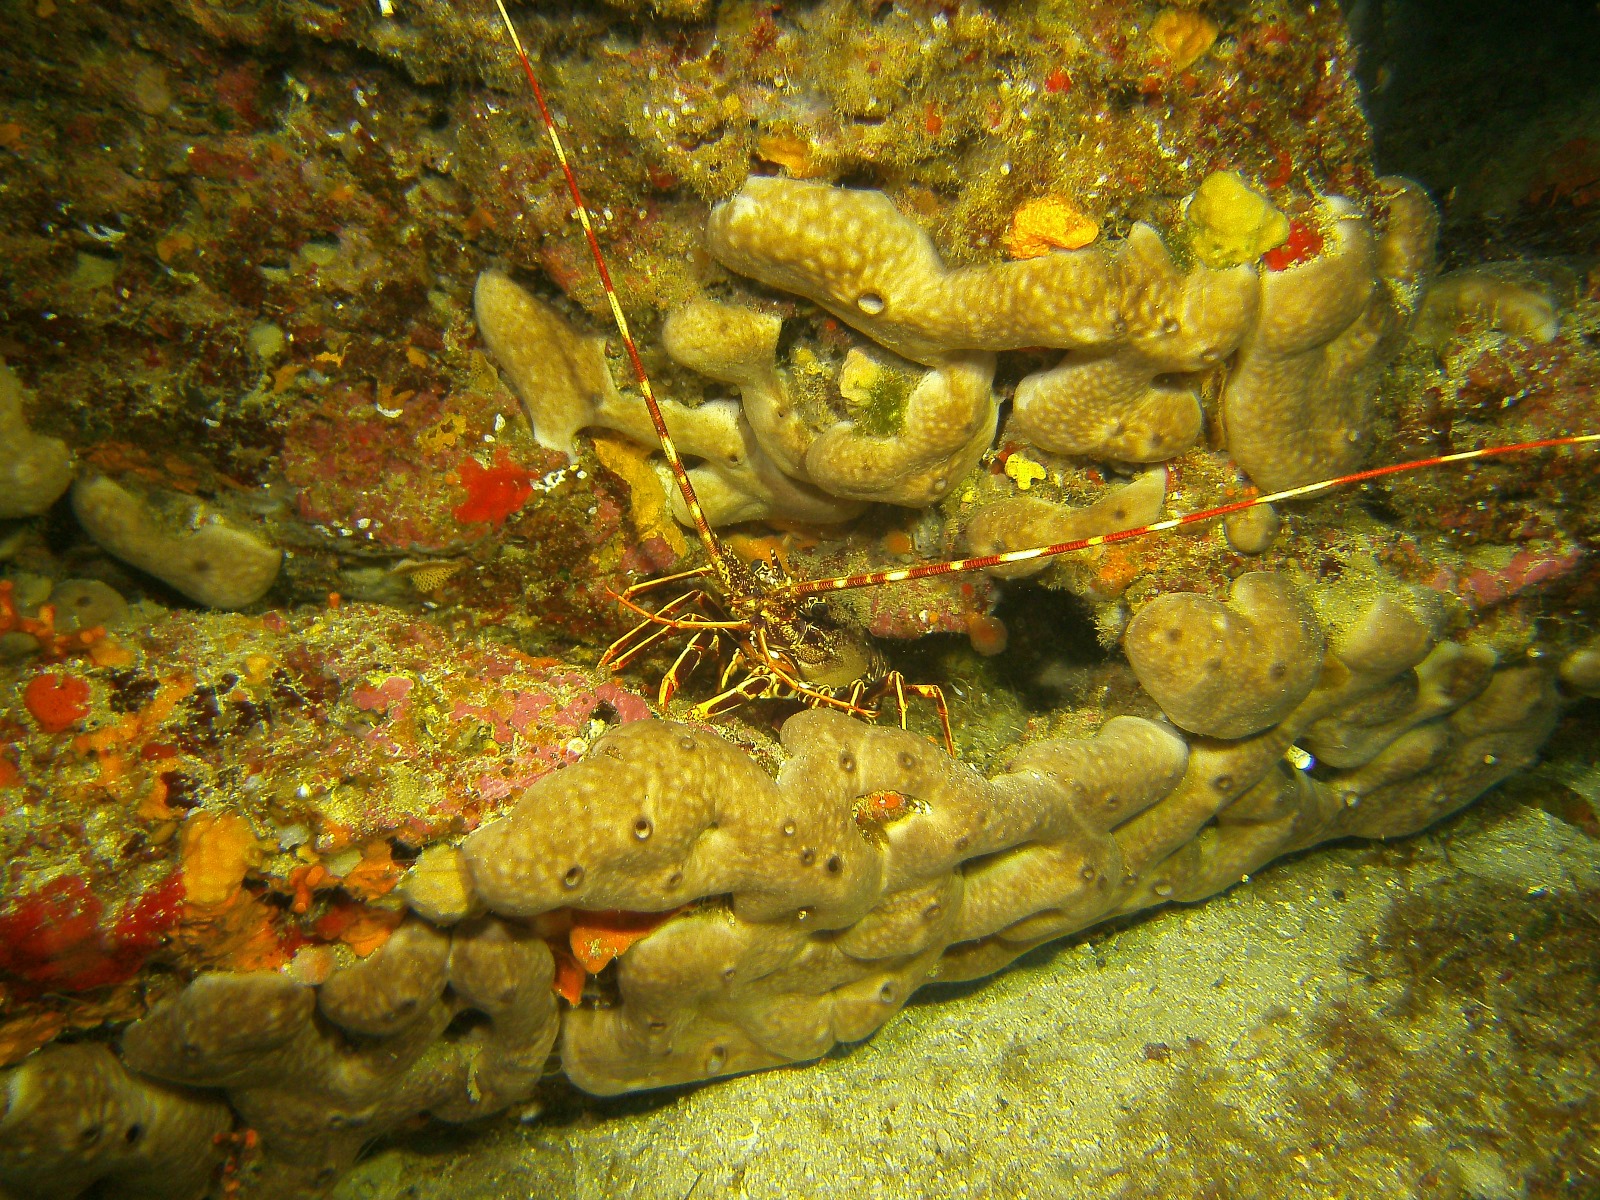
[
  {"xmin": 665, "ymin": 297, "xmax": 999, "ymax": 508},
  {"xmin": 1123, "ymin": 571, "xmax": 1326, "ymax": 739},
  {"xmin": 1007, "ymin": 222, "xmax": 1257, "ymax": 462},
  {"xmin": 0, "ymin": 361, "xmax": 75, "ymax": 521},
  {"xmin": 1221, "ymin": 180, "xmax": 1438, "ymax": 492},
  {"xmin": 0, "ymin": 1043, "xmax": 230, "ymax": 1200},
  {"xmin": 707, "ymin": 174, "xmax": 1259, "ymax": 466},
  {"xmin": 707, "ymin": 174, "xmax": 1437, "ymax": 489},
  {"xmin": 708, "ymin": 174, "xmax": 1140, "ymax": 365},
  {"xmin": 476, "ymin": 273, "xmax": 996, "ymax": 518},
  {"xmin": 961, "ymin": 468, "xmax": 1167, "ymax": 581},
  {"xmin": 71, "ymin": 475, "xmax": 281, "ymax": 610},
  {"xmin": 3, "ymin": 570, "xmax": 1570, "ymax": 1191},
  {"xmin": 483, "ymin": 173, "xmax": 1436, "ymax": 515},
  {"xmin": 117, "ymin": 913, "xmax": 559, "ymax": 1197},
  {"xmin": 1413, "ymin": 261, "xmax": 1575, "ymax": 348},
  {"xmin": 1559, "ymin": 635, "xmax": 1600, "ymax": 698},
  {"xmin": 474, "ymin": 270, "xmax": 861, "ymax": 526}
]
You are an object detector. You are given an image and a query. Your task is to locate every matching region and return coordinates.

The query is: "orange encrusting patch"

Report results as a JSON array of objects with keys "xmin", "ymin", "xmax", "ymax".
[
  {"xmin": 855, "ymin": 789, "xmax": 912, "ymax": 833},
  {"xmin": 1, "ymin": 581, "xmax": 107, "ymax": 660},
  {"xmin": 755, "ymin": 133, "xmax": 822, "ymax": 178},
  {"xmin": 1091, "ymin": 545, "xmax": 1149, "ymax": 598},
  {"xmin": 1004, "ymin": 196, "xmax": 1100, "ymax": 259},
  {"xmin": 547, "ymin": 908, "xmax": 682, "ymax": 1003},
  {"xmin": 23, "ymin": 673, "xmax": 92, "ymax": 733},
  {"xmin": 314, "ymin": 899, "xmax": 404, "ymax": 957},
  {"xmin": 179, "ymin": 812, "xmax": 262, "ymax": 908},
  {"xmin": 726, "ymin": 532, "xmax": 793, "ymax": 574},
  {"xmin": 72, "ymin": 673, "xmax": 196, "ymax": 806},
  {"xmin": 568, "ymin": 908, "xmax": 681, "ymax": 974},
  {"xmin": 178, "ymin": 888, "xmax": 292, "ymax": 973},
  {"xmin": 174, "ymin": 812, "xmax": 299, "ymax": 973},
  {"xmin": 285, "ymin": 863, "xmax": 334, "ymax": 915},
  {"xmin": 965, "ymin": 611, "xmax": 1009, "ymax": 656},
  {"xmin": 338, "ymin": 840, "xmax": 405, "ymax": 901},
  {"xmin": 1149, "ymin": 8, "xmax": 1220, "ymax": 70},
  {"xmin": 135, "ymin": 775, "xmax": 176, "ymax": 822},
  {"xmin": 551, "ymin": 945, "xmax": 587, "ymax": 1005},
  {"xmin": 88, "ymin": 636, "xmax": 134, "ymax": 668}
]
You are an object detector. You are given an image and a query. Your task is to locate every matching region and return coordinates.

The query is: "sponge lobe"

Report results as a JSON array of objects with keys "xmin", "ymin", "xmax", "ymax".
[{"xmin": 1123, "ymin": 571, "xmax": 1326, "ymax": 739}]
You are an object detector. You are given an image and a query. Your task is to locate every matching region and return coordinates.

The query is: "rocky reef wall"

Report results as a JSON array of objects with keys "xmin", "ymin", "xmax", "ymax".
[{"xmin": 1, "ymin": 0, "xmax": 1597, "ymax": 1196}]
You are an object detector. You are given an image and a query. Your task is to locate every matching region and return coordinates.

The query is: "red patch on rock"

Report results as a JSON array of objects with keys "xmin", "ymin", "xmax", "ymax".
[
  {"xmin": 0, "ymin": 872, "xmax": 184, "ymax": 996},
  {"xmin": 1262, "ymin": 218, "xmax": 1324, "ymax": 272},
  {"xmin": 24, "ymin": 673, "xmax": 91, "ymax": 733},
  {"xmin": 453, "ymin": 449, "xmax": 535, "ymax": 527}
]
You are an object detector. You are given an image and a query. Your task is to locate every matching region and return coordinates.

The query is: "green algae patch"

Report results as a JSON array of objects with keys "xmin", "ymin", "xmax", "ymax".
[{"xmin": 838, "ymin": 351, "xmax": 915, "ymax": 438}]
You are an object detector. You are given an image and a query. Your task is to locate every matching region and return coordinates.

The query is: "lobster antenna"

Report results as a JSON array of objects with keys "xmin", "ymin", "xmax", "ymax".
[
  {"xmin": 490, "ymin": 0, "xmax": 734, "ymax": 586},
  {"xmin": 783, "ymin": 434, "xmax": 1600, "ymax": 598}
]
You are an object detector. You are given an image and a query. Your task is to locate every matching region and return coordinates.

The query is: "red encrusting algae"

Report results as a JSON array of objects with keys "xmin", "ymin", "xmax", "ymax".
[
  {"xmin": 0, "ymin": 872, "xmax": 185, "ymax": 998},
  {"xmin": 453, "ymin": 449, "xmax": 535, "ymax": 527},
  {"xmin": 23, "ymin": 673, "xmax": 92, "ymax": 734},
  {"xmin": 1262, "ymin": 217, "xmax": 1325, "ymax": 271}
]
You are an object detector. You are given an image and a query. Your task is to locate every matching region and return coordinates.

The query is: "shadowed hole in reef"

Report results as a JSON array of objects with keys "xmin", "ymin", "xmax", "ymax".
[
  {"xmin": 986, "ymin": 581, "xmax": 1111, "ymax": 711},
  {"xmin": 873, "ymin": 580, "xmax": 1111, "ymax": 738},
  {"xmin": 1355, "ymin": 0, "xmax": 1600, "ymax": 263},
  {"xmin": 870, "ymin": 579, "xmax": 1120, "ymax": 752}
]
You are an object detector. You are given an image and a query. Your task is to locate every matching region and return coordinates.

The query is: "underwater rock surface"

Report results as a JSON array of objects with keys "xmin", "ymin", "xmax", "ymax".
[{"xmin": 1, "ymin": 0, "xmax": 1597, "ymax": 1196}]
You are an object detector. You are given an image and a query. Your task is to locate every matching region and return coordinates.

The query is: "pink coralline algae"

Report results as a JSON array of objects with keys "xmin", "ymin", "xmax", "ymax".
[
  {"xmin": 618, "ymin": 534, "xmax": 682, "ymax": 577},
  {"xmin": 1427, "ymin": 543, "xmax": 1588, "ymax": 609},
  {"xmin": 448, "ymin": 678, "xmax": 650, "ymax": 746},
  {"xmin": 448, "ymin": 678, "xmax": 652, "ymax": 800},
  {"xmin": 351, "ymin": 675, "xmax": 414, "ymax": 716}
]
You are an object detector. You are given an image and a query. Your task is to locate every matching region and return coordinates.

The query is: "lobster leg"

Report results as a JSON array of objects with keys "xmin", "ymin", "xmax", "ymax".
[
  {"xmin": 895, "ymin": 676, "xmax": 955, "ymax": 757},
  {"xmin": 693, "ymin": 670, "xmax": 780, "ymax": 718},
  {"xmin": 660, "ymin": 630, "xmax": 719, "ymax": 707},
  {"xmin": 857, "ymin": 672, "xmax": 955, "ymax": 756},
  {"xmin": 599, "ymin": 590, "xmax": 708, "ymax": 669},
  {"xmin": 793, "ymin": 684, "xmax": 881, "ymax": 720},
  {"xmin": 616, "ymin": 565, "xmax": 716, "ymax": 601}
]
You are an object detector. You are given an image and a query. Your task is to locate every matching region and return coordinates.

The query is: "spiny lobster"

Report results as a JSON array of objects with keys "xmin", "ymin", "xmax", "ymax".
[{"xmin": 489, "ymin": 0, "xmax": 1599, "ymax": 756}]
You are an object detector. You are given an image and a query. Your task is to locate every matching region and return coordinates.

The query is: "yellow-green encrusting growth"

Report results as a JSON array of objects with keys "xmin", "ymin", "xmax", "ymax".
[
  {"xmin": 1183, "ymin": 170, "xmax": 1291, "ymax": 269},
  {"xmin": 843, "ymin": 361, "xmax": 914, "ymax": 438}
]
